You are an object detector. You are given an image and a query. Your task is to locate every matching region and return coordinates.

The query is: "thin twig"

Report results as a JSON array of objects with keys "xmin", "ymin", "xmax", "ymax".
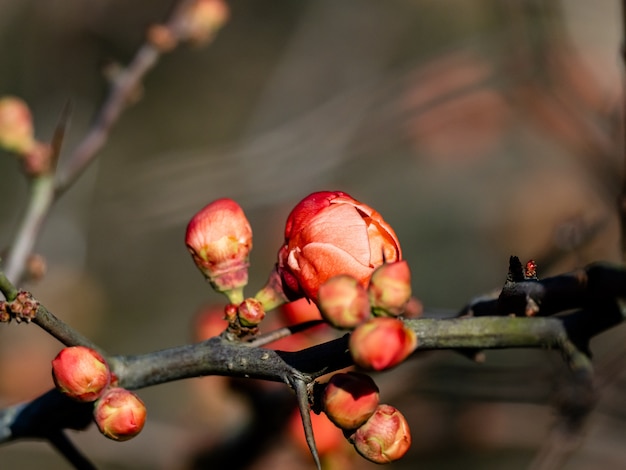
[
  {"xmin": 246, "ymin": 320, "xmax": 326, "ymax": 348},
  {"xmin": 1, "ymin": 0, "xmax": 206, "ymax": 286}
]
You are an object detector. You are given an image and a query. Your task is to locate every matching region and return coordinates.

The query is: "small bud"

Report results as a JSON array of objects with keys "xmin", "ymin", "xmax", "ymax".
[
  {"xmin": 181, "ymin": 0, "xmax": 229, "ymax": 45},
  {"xmin": 368, "ymin": 261, "xmax": 412, "ymax": 317},
  {"xmin": 349, "ymin": 404, "xmax": 411, "ymax": 464},
  {"xmin": 52, "ymin": 346, "xmax": 110, "ymax": 402},
  {"xmin": 146, "ymin": 24, "xmax": 178, "ymax": 52},
  {"xmin": 237, "ymin": 298, "xmax": 265, "ymax": 327},
  {"xmin": 318, "ymin": 275, "xmax": 371, "ymax": 329},
  {"xmin": 349, "ymin": 317, "xmax": 417, "ymax": 371},
  {"xmin": 322, "ymin": 372, "xmax": 379, "ymax": 430},
  {"xmin": 26, "ymin": 253, "xmax": 47, "ymax": 281},
  {"xmin": 186, "ymin": 198, "xmax": 253, "ymax": 304},
  {"xmin": 94, "ymin": 387, "xmax": 147, "ymax": 441},
  {"xmin": 0, "ymin": 96, "xmax": 35, "ymax": 154}
]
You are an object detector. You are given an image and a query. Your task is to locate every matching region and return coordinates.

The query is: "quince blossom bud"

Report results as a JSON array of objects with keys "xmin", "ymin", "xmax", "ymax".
[
  {"xmin": 0, "ymin": 96, "xmax": 35, "ymax": 154},
  {"xmin": 51, "ymin": 346, "xmax": 110, "ymax": 402},
  {"xmin": 277, "ymin": 191, "xmax": 401, "ymax": 303},
  {"xmin": 94, "ymin": 387, "xmax": 147, "ymax": 441},
  {"xmin": 349, "ymin": 317, "xmax": 417, "ymax": 371},
  {"xmin": 322, "ymin": 372, "xmax": 379, "ymax": 430},
  {"xmin": 318, "ymin": 275, "xmax": 370, "ymax": 329},
  {"xmin": 181, "ymin": 0, "xmax": 229, "ymax": 45},
  {"xmin": 237, "ymin": 298, "xmax": 265, "ymax": 327},
  {"xmin": 186, "ymin": 198, "xmax": 252, "ymax": 304},
  {"xmin": 368, "ymin": 261, "xmax": 412, "ymax": 317},
  {"xmin": 349, "ymin": 404, "xmax": 411, "ymax": 464}
]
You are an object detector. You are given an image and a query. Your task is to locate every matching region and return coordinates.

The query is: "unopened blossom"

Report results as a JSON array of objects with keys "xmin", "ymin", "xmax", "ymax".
[
  {"xmin": 349, "ymin": 317, "xmax": 417, "ymax": 371},
  {"xmin": 349, "ymin": 404, "xmax": 411, "ymax": 463},
  {"xmin": 322, "ymin": 372, "xmax": 379, "ymax": 430},
  {"xmin": 0, "ymin": 96, "xmax": 34, "ymax": 154},
  {"xmin": 277, "ymin": 191, "xmax": 401, "ymax": 303},
  {"xmin": 186, "ymin": 198, "xmax": 252, "ymax": 303},
  {"xmin": 318, "ymin": 275, "xmax": 371, "ymax": 329},
  {"xmin": 368, "ymin": 261, "xmax": 412, "ymax": 317},
  {"xmin": 51, "ymin": 346, "xmax": 110, "ymax": 402},
  {"xmin": 237, "ymin": 297, "xmax": 265, "ymax": 327},
  {"xmin": 94, "ymin": 387, "xmax": 147, "ymax": 441}
]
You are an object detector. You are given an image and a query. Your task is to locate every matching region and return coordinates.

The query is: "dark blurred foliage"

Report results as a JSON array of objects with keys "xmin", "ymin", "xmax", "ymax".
[{"xmin": 0, "ymin": 0, "xmax": 625, "ymax": 469}]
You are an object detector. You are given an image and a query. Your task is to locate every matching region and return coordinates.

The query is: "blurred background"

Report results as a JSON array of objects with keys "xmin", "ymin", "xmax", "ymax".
[{"xmin": 0, "ymin": 0, "xmax": 625, "ymax": 468}]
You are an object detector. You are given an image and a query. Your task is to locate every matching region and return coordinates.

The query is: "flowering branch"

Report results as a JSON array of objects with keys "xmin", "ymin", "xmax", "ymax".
[{"xmin": 1, "ymin": 263, "xmax": 623, "ymax": 456}]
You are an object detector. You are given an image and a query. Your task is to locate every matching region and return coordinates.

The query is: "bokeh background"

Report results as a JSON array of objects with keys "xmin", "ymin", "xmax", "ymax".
[{"xmin": 0, "ymin": 0, "xmax": 625, "ymax": 469}]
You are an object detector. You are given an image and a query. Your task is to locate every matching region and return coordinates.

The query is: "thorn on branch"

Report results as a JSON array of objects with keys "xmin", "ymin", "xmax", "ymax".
[
  {"xmin": 497, "ymin": 256, "xmax": 541, "ymax": 316},
  {"xmin": 292, "ymin": 377, "xmax": 321, "ymax": 470}
]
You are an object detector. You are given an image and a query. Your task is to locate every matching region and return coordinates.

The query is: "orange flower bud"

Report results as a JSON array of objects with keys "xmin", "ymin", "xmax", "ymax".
[
  {"xmin": 322, "ymin": 372, "xmax": 379, "ymax": 430},
  {"xmin": 349, "ymin": 404, "xmax": 411, "ymax": 463},
  {"xmin": 318, "ymin": 275, "xmax": 371, "ymax": 329},
  {"xmin": 368, "ymin": 261, "xmax": 412, "ymax": 317},
  {"xmin": 277, "ymin": 191, "xmax": 401, "ymax": 303},
  {"xmin": 0, "ymin": 96, "xmax": 35, "ymax": 154},
  {"xmin": 237, "ymin": 298, "xmax": 265, "ymax": 327},
  {"xmin": 349, "ymin": 317, "xmax": 417, "ymax": 371},
  {"xmin": 186, "ymin": 198, "xmax": 252, "ymax": 303},
  {"xmin": 51, "ymin": 346, "xmax": 110, "ymax": 402},
  {"xmin": 94, "ymin": 387, "xmax": 147, "ymax": 441},
  {"xmin": 181, "ymin": 0, "xmax": 229, "ymax": 45}
]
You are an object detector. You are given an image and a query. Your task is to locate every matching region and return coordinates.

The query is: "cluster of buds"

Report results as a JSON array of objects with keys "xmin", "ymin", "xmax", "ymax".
[
  {"xmin": 51, "ymin": 346, "xmax": 146, "ymax": 441},
  {"xmin": 0, "ymin": 96, "xmax": 52, "ymax": 176},
  {"xmin": 0, "ymin": 290, "xmax": 40, "ymax": 323},
  {"xmin": 320, "ymin": 372, "xmax": 411, "ymax": 464},
  {"xmin": 315, "ymin": 260, "xmax": 416, "ymax": 372},
  {"xmin": 185, "ymin": 191, "xmax": 417, "ymax": 463}
]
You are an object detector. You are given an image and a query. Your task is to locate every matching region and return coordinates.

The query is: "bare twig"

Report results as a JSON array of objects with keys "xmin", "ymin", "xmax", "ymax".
[{"xmin": 1, "ymin": 0, "xmax": 223, "ymax": 287}]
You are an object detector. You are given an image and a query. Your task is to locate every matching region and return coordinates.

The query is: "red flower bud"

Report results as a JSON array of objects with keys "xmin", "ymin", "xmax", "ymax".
[
  {"xmin": 349, "ymin": 404, "xmax": 411, "ymax": 463},
  {"xmin": 186, "ymin": 198, "xmax": 252, "ymax": 303},
  {"xmin": 318, "ymin": 275, "xmax": 371, "ymax": 329},
  {"xmin": 322, "ymin": 372, "xmax": 379, "ymax": 430},
  {"xmin": 368, "ymin": 261, "xmax": 412, "ymax": 317},
  {"xmin": 0, "ymin": 96, "xmax": 35, "ymax": 154},
  {"xmin": 94, "ymin": 387, "xmax": 147, "ymax": 441},
  {"xmin": 51, "ymin": 346, "xmax": 110, "ymax": 402},
  {"xmin": 277, "ymin": 191, "xmax": 401, "ymax": 303},
  {"xmin": 349, "ymin": 317, "xmax": 417, "ymax": 371},
  {"xmin": 237, "ymin": 298, "xmax": 265, "ymax": 327}
]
